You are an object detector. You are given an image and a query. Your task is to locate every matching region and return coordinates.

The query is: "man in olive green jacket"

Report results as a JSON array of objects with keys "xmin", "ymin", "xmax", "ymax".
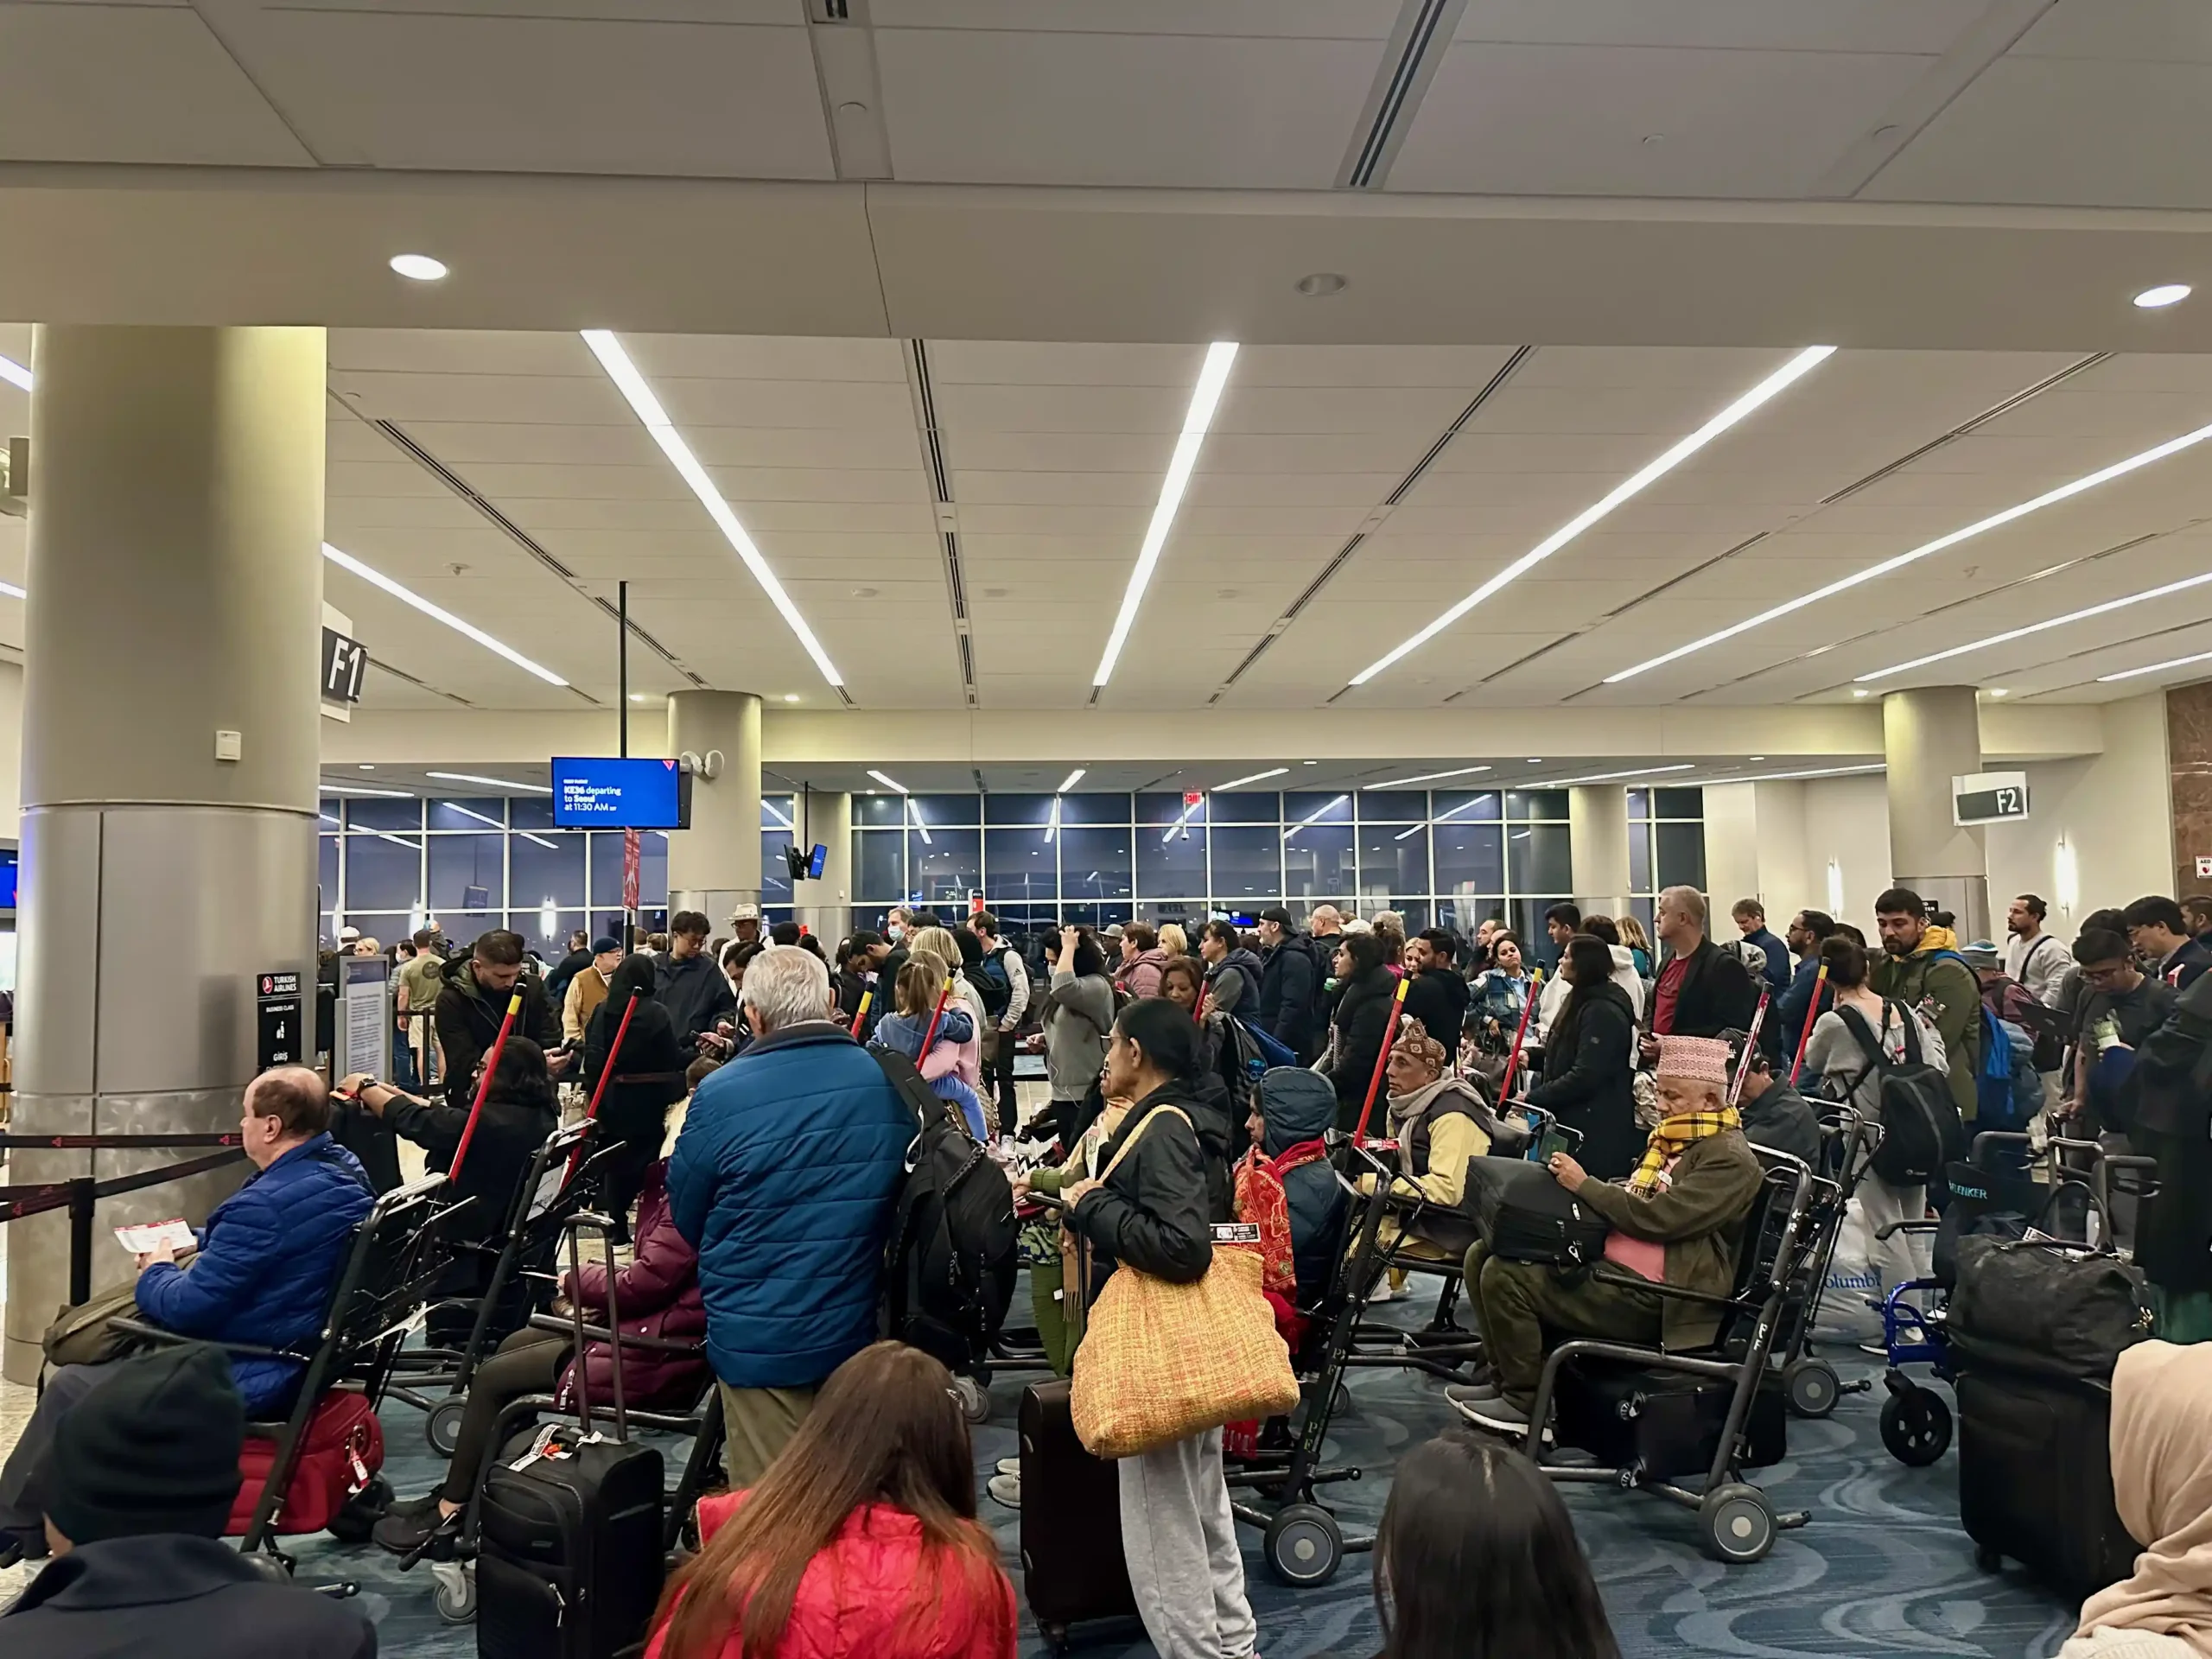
[
  {"xmin": 1452, "ymin": 1034, "xmax": 1765, "ymax": 1433},
  {"xmin": 1868, "ymin": 887, "xmax": 1982, "ymax": 1122}
]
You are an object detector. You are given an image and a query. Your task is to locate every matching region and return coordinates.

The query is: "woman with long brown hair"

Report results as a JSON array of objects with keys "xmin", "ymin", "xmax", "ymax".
[{"xmin": 645, "ymin": 1341, "xmax": 1016, "ymax": 1659}]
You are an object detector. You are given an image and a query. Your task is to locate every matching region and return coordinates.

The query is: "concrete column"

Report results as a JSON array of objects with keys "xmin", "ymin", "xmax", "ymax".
[
  {"xmin": 665, "ymin": 690, "xmax": 761, "ymax": 927},
  {"xmin": 793, "ymin": 788, "xmax": 853, "ymax": 944},
  {"xmin": 1884, "ymin": 685, "xmax": 1990, "ymax": 941},
  {"xmin": 8, "ymin": 326, "xmax": 325, "ymax": 1382},
  {"xmin": 1568, "ymin": 785, "xmax": 1631, "ymax": 918}
]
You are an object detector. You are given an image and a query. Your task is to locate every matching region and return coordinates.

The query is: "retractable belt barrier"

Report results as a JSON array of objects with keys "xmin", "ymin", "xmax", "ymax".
[{"xmin": 0, "ymin": 1132, "xmax": 247, "ymax": 1305}]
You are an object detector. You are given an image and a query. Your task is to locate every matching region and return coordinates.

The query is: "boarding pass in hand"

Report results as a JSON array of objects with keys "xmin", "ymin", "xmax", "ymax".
[{"xmin": 114, "ymin": 1218, "xmax": 195, "ymax": 1255}]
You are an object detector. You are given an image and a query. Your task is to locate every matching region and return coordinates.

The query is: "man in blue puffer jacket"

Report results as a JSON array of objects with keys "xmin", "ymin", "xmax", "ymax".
[
  {"xmin": 668, "ymin": 945, "xmax": 912, "ymax": 1488},
  {"xmin": 0, "ymin": 1067, "xmax": 372, "ymax": 1563}
]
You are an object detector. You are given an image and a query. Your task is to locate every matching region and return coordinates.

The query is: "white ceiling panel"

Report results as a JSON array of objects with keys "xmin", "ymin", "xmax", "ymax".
[
  {"xmin": 874, "ymin": 1, "xmax": 1402, "ymax": 38},
  {"xmin": 1451, "ymin": 0, "xmax": 1990, "ymax": 54},
  {"xmin": 224, "ymin": 10, "xmax": 835, "ymax": 176},
  {"xmin": 2006, "ymin": 0, "xmax": 2212, "ymax": 64},
  {"xmin": 1389, "ymin": 41, "xmax": 1931, "ymax": 198},
  {"xmin": 0, "ymin": 3, "xmax": 314, "ymax": 166},
  {"xmin": 874, "ymin": 27, "xmax": 1384, "ymax": 188}
]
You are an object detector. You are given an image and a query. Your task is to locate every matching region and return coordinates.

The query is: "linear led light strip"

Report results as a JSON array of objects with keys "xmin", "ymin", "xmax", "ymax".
[
  {"xmin": 1395, "ymin": 796, "xmax": 1491, "ymax": 842},
  {"xmin": 1042, "ymin": 769, "xmax": 1085, "ymax": 844},
  {"xmin": 1611, "ymin": 414, "xmax": 2212, "ymax": 684},
  {"xmin": 1364, "ymin": 763, "xmax": 1491, "ymax": 790},
  {"xmin": 582, "ymin": 330, "xmax": 842, "ymax": 690},
  {"xmin": 1094, "ymin": 342, "xmax": 1239, "ymax": 687},
  {"xmin": 1856, "ymin": 568, "xmax": 2212, "ymax": 683},
  {"xmin": 1216, "ymin": 766, "xmax": 1287, "ymax": 790},
  {"xmin": 442, "ymin": 798, "xmax": 557, "ymax": 851},
  {"xmin": 1281, "ymin": 793, "xmax": 1349, "ymax": 843},
  {"xmin": 1540, "ymin": 763, "xmax": 1697, "ymax": 788},
  {"xmin": 1350, "ymin": 345, "xmax": 1836, "ymax": 687},
  {"xmin": 2101, "ymin": 646, "xmax": 2212, "ymax": 683},
  {"xmin": 427, "ymin": 770, "xmax": 553, "ymax": 795},
  {"xmin": 867, "ymin": 769, "xmax": 931, "ymax": 845},
  {"xmin": 1675, "ymin": 762, "xmax": 1887, "ymax": 786}
]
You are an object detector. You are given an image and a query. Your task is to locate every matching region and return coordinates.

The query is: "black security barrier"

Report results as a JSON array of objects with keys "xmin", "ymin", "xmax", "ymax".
[{"xmin": 0, "ymin": 1132, "xmax": 246, "ymax": 1304}]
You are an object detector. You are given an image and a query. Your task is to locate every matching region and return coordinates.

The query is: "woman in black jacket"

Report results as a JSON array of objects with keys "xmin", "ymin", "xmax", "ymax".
[
  {"xmin": 582, "ymin": 951, "xmax": 690, "ymax": 1241},
  {"xmin": 1059, "ymin": 999, "xmax": 1252, "ymax": 1659},
  {"xmin": 1326, "ymin": 932, "xmax": 1400, "ymax": 1133},
  {"xmin": 1527, "ymin": 934, "xmax": 1642, "ymax": 1181}
]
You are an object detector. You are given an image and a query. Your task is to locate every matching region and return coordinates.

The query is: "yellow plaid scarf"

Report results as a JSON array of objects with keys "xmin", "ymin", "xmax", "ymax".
[{"xmin": 1626, "ymin": 1108, "xmax": 1741, "ymax": 1194}]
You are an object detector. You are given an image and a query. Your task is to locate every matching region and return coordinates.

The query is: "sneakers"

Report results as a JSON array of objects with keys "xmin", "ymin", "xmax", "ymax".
[
  {"xmin": 995, "ymin": 1457, "xmax": 1021, "ymax": 1477},
  {"xmin": 1451, "ymin": 1394, "xmax": 1552, "ymax": 1443},
  {"xmin": 372, "ymin": 1495, "xmax": 459, "ymax": 1560},
  {"xmin": 987, "ymin": 1471, "xmax": 1021, "ymax": 1509},
  {"xmin": 1444, "ymin": 1381, "xmax": 1503, "ymax": 1407}
]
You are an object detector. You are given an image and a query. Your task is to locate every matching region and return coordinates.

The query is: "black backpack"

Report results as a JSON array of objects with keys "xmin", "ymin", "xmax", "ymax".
[
  {"xmin": 1837, "ymin": 1002, "xmax": 1967, "ymax": 1186},
  {"xmin": 872, "ymin": 1049, "xmax": 1018, "ymax": 1374}
]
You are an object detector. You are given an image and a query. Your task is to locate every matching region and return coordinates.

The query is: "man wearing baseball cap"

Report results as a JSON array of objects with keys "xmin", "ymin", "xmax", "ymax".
[
  {"xmin": 0, "ymin": 1344, "xmax": 375, "ymax": 1656},
  {"xmin": 1452, "ymin": 1033, "xmax": 1764, "ymax": 1434}
]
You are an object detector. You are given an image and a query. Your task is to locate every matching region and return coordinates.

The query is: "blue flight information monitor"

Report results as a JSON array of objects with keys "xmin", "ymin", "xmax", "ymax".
[{"xmin": 550, "ymin": 757, "xmax": 691, "ymax": 829}]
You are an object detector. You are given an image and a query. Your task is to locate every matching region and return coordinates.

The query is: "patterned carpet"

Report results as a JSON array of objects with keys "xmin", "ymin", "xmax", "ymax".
[{"xmin": 286, "ymin": 1288, "xmax": 2083, "ymax": 1659}]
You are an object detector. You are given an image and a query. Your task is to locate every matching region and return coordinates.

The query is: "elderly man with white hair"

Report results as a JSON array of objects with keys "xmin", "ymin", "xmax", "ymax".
[{"xmin": 666, "ymin": 944, "xmax": 915, "ymax": 1485}]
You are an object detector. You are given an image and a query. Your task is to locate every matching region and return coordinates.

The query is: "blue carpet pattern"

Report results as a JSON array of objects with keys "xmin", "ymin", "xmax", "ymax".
[{"xmin": 296, "ymin": 1295, "xmax": 2082, "ymax": 1659}]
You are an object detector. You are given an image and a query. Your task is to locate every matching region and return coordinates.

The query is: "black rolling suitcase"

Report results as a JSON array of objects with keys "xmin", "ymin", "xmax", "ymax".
[
  {"xmin": 1553, "ymin": 1366, "xmax": 1786, "ymax": 1479},
  {"xmin": 1465, "ymin": 1156, "xmax": 1611, "ymax": 1267},
  {"xmin": 476, "ymin": 1213, "xmax": 666, "ymax": 1659},
  {"xmin": 1018, "ymin": 1380, "xmax": 1138, "ymax": 1649},
  {"xmin": 1948, "ymin": 1236, "xmax": 2150, "ymax": 1597}
]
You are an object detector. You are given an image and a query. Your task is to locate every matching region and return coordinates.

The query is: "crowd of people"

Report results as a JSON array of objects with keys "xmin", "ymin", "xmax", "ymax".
[{"xmin": 19, "ymin": 877, "xmax": 2212, "ymax": 1659}]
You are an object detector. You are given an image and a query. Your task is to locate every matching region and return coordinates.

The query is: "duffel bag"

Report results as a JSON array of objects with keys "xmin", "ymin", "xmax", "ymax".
[
  {"xmin": 227, "ymin": 1389, "xmax": 384, "ymax": 1536},
  {"xmin": 1947, "ymin": 1236, "xmax": 2152, "ymax": 1382},
  {"xmin": 1464, "ymin": 1156, "xmax": 1611, "ymax": 1268}
]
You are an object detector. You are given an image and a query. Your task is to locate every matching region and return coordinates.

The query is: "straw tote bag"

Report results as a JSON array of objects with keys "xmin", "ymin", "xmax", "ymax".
[{"xmin": 1069, "ymin": 1105, "xmax": 1301, "ymax": 1459}]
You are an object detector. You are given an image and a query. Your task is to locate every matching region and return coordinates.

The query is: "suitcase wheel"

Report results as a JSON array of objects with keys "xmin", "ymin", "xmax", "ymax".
[
  {"xmin": 1878, "ymin": 1387, "xmax": 1952, "ymax": 1467},
  {"xmin": 1263, "ymin": 1503, "xmax": 1344, "ymax": 1587},
  {"xmin": 1698, "ymin": 1483, "xmax": 1777, "ymax": 1565},
  {"xmin": 431, "ymin": 1560, "xmax": 475, "ymax": 1624},
  {"xmin": 953, "ymin": 1376, "xmax": 990, "ymax": 1424},
  {"xmin": 425, "ymin": 1395, "xmax": 467, "ymax": 1458},
  {"xmin": 1783, "ymin": 1357, "xmax": 1840, "ymax": 1420}
]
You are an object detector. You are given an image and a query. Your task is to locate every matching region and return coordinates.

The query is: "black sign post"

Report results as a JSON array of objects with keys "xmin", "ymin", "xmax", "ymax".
[{"xmin": 256, "ymin": 970, "xmax": 302, "ymax": 1071}]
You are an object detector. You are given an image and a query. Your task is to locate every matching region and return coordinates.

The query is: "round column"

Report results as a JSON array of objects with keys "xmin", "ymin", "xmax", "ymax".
[
  {"xmin": 1884, "ymin": 685, "xmax": 1990, "ymax": 940},
  {"xmin": 793, "ymin": 788, "xmax": 853, "ymax": 944},
  {"xmin": 1568, "ymin": 785, "xmax": 1632, "ymax": 919},
  {"xmin": 7, "ymin": 326, "xmax": 326, "ymax": 1382},
  {"xmin": 665, "ymin": 690, "xmax": 762, "ymax": 925}
]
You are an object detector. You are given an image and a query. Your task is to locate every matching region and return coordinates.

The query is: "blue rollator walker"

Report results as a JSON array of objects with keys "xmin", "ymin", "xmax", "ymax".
[{"xmin": 1873, "ymin": 1132, "xmax": 2145, "ymax": 1466}]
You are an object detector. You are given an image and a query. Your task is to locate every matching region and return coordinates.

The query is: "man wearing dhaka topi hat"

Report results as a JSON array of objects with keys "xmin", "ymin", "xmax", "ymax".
[{"xmin": 1450, "ymin": 1033, "xmax": 1766, "ymax": 1435}]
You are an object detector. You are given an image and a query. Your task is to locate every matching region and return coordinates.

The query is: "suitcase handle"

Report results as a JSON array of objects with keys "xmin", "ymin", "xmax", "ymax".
[{"xmin": 563, "ymin": 1210, "xmax": 630, "ymax": 1442}]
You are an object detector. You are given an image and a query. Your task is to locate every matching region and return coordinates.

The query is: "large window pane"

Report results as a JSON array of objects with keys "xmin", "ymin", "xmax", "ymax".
[
  {"xmin": 1433, "ymin": 823, "xmax": 1503, "ymax": 895},
  {"xmin": 855, "ymin": 794, "xmax": 907, "ymax": 826},
  {"xmin": 1508, "ymin": 823, "xmax": 1572, "ymax": 893},
  {"xmin": 761, "ymin": 831, "xmax": 794, "ymax": 903},
  {"xmin": 318, "ymin": 836, "xmax": 340, "ymax": 907},
  {"xmin": 344, "ymin": 835, "xmax": 423, "ymax": 911},
  {"xmin": 1058, "ymin": 826, "xmax": 1133, "ymax": 901},
  {"xmin": 1284, "ymin": 791, "xmax": 1352, "ymax": 825},
  {"xmin": 1210, "ymin": 827, "xmax": 1281, "ymax": 904},
  {"xmin": 855, "ymin": 829, "xmax": 905, "ymax": 902},
  {"xmin": 1506, "ymin": 790, "xmax": 1569, "ymax": 822},
  {"xmin": 1656, "ymin": 822, "xmax": 1707, "ymax": 893},
  {"xmin": 1629, "ymin": 823, "xmax": 1653, "ymax": 894},
  {"xmin": 429, "ymin": 834, "xmax": 505, "ymax": 908},
  {"xmin": 510, "ymin": 796, "xmax": 557, "ymax": 831},
  {"xmin": 429, "ymin": 798, "xmax": 506, "ymax": 832},
  {"xmin": 984, "ymin": 828, "xmax": 1056, "ymax": 905},
  {"xmin": 1655, "ymin": 787, "xmax": 1705, "ymax": 820},
  {"xmin": 1283, "ymin": 824, "xmax": 1354, "ymax": 899},
  {"xmin": 512, "ymin": 908, "xmax": 587, "ymax": 962},
  {"xmin": 985, "ymin": 793, "xmax": 1054, "ymax": 826},
  {"xmin": 1360, "ymin": 823, "xmax": 1427, "ymax": 894},
  {"xmin": 1138, "ymin": 791, "xmax": 1212, "ymax": 825},
  {"xmin": 1626, "ymin": 789, "xmax": 1651, "ymax": 820},
  {"xmin": 760, "ymin": 795, "xmax": 797, "ymax": 830},
  {"xmin": 910, "ymin": 827, "xmax": 982, "ymax": 908},
  {"xmin": 346, "ymin": 796, "xmax": 422, "ymax": 833},
  {"xmin": 1357, "ymin": 791, "xmax": 1427, "ymax": 822},
  {"xmin": 1137, "ymin": 820, "xmax": 1206, "ymax": 899},
  {"xmin": 913, "ymin": 794, "xmax": 980, "ymax": 828},
  {"xmin": 1211, "ymin": 791, "xmax": 1281, "ymax": 824},
  {"xmin": 437, "ymin": 911, "xmax": 501, "ymax": 949},
  {"xmin": 511, "ymin": 831, "xmax": 586, "ymax": 909},
  {"xmin": 588, "ymin": 830, "xmax": 670, "ymax": 910},
  {"xmin": 1433, "ymin": 790, "xmax": 1501, "ymax": 821},
  {"xmin": 1059, "ymin": 793, "xmax": 1132, "ymax": 826}
]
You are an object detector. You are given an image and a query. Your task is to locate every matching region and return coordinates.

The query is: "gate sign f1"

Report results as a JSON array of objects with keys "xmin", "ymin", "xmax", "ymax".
[
  {"xmin": 321, "ymin": 627, "xmax": 368, "ymax": 704},
  {"xmin": 1952, "ymin": 770, "xmax": 2031, "ymax": 827}
]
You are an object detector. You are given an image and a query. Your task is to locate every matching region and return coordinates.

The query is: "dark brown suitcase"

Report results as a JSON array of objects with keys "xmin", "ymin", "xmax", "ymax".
[{"xmin": 1018, "ymin": 1380, "xmax": 1138, "ymax": 1649}]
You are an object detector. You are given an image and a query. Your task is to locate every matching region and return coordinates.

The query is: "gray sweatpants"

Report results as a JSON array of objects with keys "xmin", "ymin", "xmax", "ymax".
[{"xmin": 1117, "ymin": 1427, "xmax": 1255, "ymax": 1659}]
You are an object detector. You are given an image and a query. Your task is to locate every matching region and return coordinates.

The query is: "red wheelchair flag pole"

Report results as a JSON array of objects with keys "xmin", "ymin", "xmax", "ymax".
[
  {"xmin": 1351, "ymin": 977, "xmax": 1412, "ymax": 1146},
  {"xmin": 918, "ymin": 976, "xmax": 955, "ymax": 1056},
  {"xmin": 447, "ymin": 990, "xmax": 521, "ymax": 1185},
  {"xmin": 1497, "ymin": 968, "xmax": 1544, "ymax": 1104},
  {"xmin": 1788, "ymin": 963, "xmax": 1828, "ymax": 1084},
  {"xmin": 568, "ymin": 990, "xmax": 639, "ymax": 1178}
]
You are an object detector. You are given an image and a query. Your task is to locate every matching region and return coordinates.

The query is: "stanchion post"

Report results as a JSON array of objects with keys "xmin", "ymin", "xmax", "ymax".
[{"xmin": 67, "ymin": 1175, "xmax": 95, "ymax": 1306}]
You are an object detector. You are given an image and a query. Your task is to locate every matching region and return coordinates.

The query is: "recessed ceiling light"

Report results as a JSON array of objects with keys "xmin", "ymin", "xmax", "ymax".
[
  {"xmin": 389, "ymin": 253, "xmax": 448, "ymax": 282},
  {"xmin": 2135, "ymin": 283, "xmax": 2192, "ymax": 309},
  {"xmin": 1526, "ymin": 758, "xmax": 1542, "ymax": 764},
  {"xmin": 1094, "ymin": 342, "xmax": 1238, "ymax": 687},
  {"xmin": 628, "ymin": 693, "xmax": 651, "ymax": 702},
  {"xmin": 322, "ymin": 543, "xmax": 566, "ymax": 685},
  {"xmin": 1351, "ymin": 344, "xmax": 1835, "ymax": 687},
  {"xmin": 359, "ymin": 764, "xmax": 375, "ymax": 770},
  {"xmin": 1986, "ymin": 687, "xmax": 2009, "ymax": 698},
  {"xmin": 1749, "ymin": 755, "xmax": 1765, "ymax": 761},
  {"xmin": 1301, "ymin": 760, "xmax": 1318, "ymax": 766},
  {"xmin": 782, "ymin": 693, "xmax": 800, "ymax": 702},
  {"xmin": 583, "ymin": 330, "xmax": 842, "ymax": 690},
  {"xmin": 1613, "ymin": 413, "xmax": 2212, "ymax": 684},
  {"xmin": 1852, "ymin": 688, "xmax": 1872, "ymax": 698},
  {"xmin": 1294, "ymin": 273, "xmax": 1347, "ymax": 297}
]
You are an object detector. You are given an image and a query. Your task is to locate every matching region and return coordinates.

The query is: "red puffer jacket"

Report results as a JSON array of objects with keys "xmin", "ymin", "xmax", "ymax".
[
  {"xmin": 644, "ymin": 1493, "xmax": 1018, "ymax": 1659},
  {"xmin": 556, "ymin": 1160, "xmax": 709, "ymax": 1411}
]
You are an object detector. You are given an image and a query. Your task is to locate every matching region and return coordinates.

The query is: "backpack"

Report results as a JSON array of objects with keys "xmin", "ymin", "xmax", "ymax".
[
  {"xmin": 871, "ymin": 1049, "xmax": 1018, "ymax": 1375},
  {"xmin": 1969, "ymin": 1006, "xmax": 2047, "ymax": 1134},
  {"xmin": 1837, "ymin": 1002, "xmax": 1967, "ymax": 1186},
  {"xmin": 967, "ymin": 951, "xmax": 1012, "ymax": 1020},
  {"xmin": 1982, "ymin": 972, "xmax": 2066, "ymax": 1073}
]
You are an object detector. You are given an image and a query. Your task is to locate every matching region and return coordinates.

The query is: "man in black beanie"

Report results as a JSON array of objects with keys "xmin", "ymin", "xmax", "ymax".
[{"xmin": 0, "ymin": 1343, "xmax": 375, "ymax": 1656}]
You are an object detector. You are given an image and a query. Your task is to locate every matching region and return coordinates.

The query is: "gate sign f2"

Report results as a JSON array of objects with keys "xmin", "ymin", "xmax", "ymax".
[{"xmin": 1951, "ymin": 770, "xmax": 2031, "ymax": 827}]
